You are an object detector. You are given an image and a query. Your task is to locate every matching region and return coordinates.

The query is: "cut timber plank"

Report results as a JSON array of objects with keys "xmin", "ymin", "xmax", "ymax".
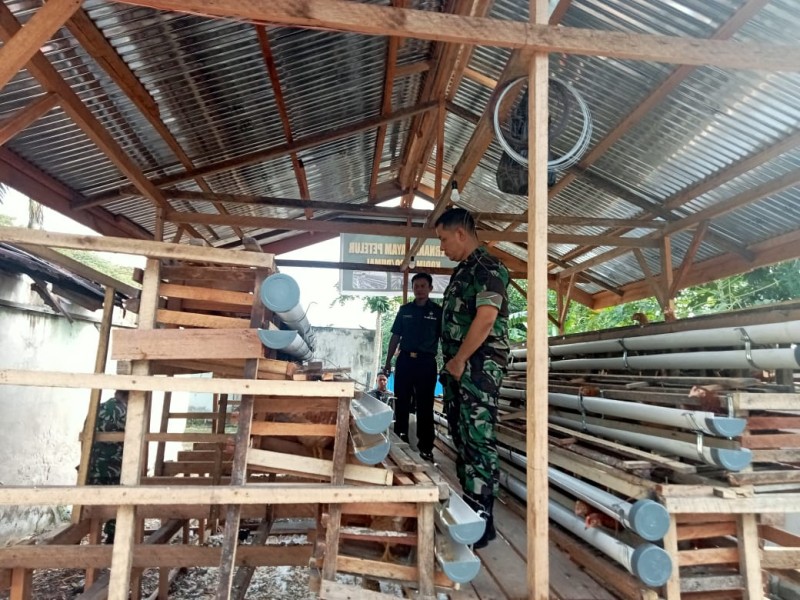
[
  {"xmin": 250, "ymin": 422, "xmax": 337, "ymax": 437},
  {"xmin": 319, "ymin": 580, "xmax": 404, "ymax": 599},
  {"xmin": 155, "ymin": 309, "xmax": 251, "ymax": 329},
  {"xmin": 335, "ymin": 556, "xmax": 452, "ymax": 588},
  {"xmin": 678, "ymin": 547, "xmax": 739, "ymax": 567},
  {"xmin": 0, "ymin": 484, "xmax": 435, "ymax": 506},
  {"xmin": 112, "ymin": 328, "xmax": 263, "ymax": 360},
  {"xmin": 0, "ymin": 226, "xmax": 275, "ymax": 268},
  {"xmin": 158, "ymin": 283, "xmax": 254, "ymax": 306},
  {"xmin": 0, "ymin": 369, "xmax": 354, "ymax": 397},
  {"xmin": 247, "ymin": 449, "xmax": 393, "ymax": 486}
]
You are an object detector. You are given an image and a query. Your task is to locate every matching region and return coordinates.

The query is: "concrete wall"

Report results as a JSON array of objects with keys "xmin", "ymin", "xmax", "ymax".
[
  {"xmin": 0, "ymin": 271, "xmax": 129, "ymax": 543},
  {"xmin": 311, "ymin": 326, "xmax": 376, "ymax": 391}
]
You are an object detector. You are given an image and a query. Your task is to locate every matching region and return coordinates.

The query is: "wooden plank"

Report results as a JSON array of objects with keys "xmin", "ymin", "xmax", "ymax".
[
  {"xmin": 0, "ymin": 226, "xmax": 275, "ymax": 268},
  {"xmin": 528, "ymin": 35, "xmax": 550, "ymax": 596},
  {"xmin": 160, "ymin": 265, "xmax": 258, "ymax": 283},
  {"xmin": 0, "ymin": 368, "xmax": 354, "ymax": 401},
  {"xmin": 761, "ymin": 548, "xmax": 800, "ymax": 570},
  {"xmin": 322, "ymin": 397, "xmax": 352, "ymax": 580},
  {"xmin": 678, "ymin": 547, "xmax": 739, "ymax": 567},
  {"xmin": 0, "ymin": 545, "xmax": 311, "ymax": 569},
  {"xmin": 733, "ymin": 393, "xmax": 800, "ymax": 412},
  {"xmin": 158, "ymin": 283, "xmax": 254, "ymax": 306},
  {"xmin": 677, "ymin": 522, "xmax": 738, "ymax": 541},
  {"xmin": 155, "ymin": 309, "xmax": 251, "ymax": 329},
  {"xmin": 108, "ymin": 229, "xmax": 162, "ymax": 599},
  {"xmin": 112, "ymin": 328, "xmax": 262, "ymax": 361},
  {"xmin": 9, "ymin": 568, "xmax": 31, "ymax": 600},
  {"xmin": 112, "ymin": 0, "xmax": 800, "ymax": 71},
  {"xmin": 737, "ymin": 513, "xmax": 763, "ymax": 599},
  {"xmin": 416, "ymin": 502, "xmax": 435, "ymax": 599},
  {"xmin": 253, "ymin": 396, "xmax": 337, "ymax": 413},
  {"xmin": 248, "ymin": 449, "xmax": 392, "ymax": 486},
  {"xmin": 250, "ymin": 422, "xmax": 337, "ymax": 437},
  {"xmin": 741, "ymin": 433, "xmax": 800, "ymax": 449},
  {"xmin": 746, "ymin": 416, "xmax": 800, "ymax": 430},
  {"xmin": 663, "ymin": 516, "xmax": 681, "ymax": 600},
  {"xmin": 319, "ymin": 580, "xmax": 400, "ymax": 600},
  {"xmin": 0, "ymin": 0, "xmax": 81, "ymax": 90},
  {"xmin": 335, "ymin": 556, "xmax": 452, "ymax": 588}
]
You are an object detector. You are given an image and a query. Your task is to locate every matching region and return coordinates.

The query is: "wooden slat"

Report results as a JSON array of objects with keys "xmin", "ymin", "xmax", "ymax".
[
  {"xmin": 247, "ymin": 448, "xmax": 392, "ymax": 486},
  {"xmin": 156, "ymin": 309, "xmax": 251, "ymax": 329},
  {"xmin": 158, "ymin": 283, "xmax": 254, "ymax": 306},
  {"xmin": 0, "ymin": 226, "xmax": 274, "ymax": 268},
  {"xmin": 678, "ymin": 547, "xmax": 739, "ymax": 567},
  {"xmin": 250, "ymin": 422, "xmax": 337, "ymax": 437},
  {"xmin": 112, "ymin": 328, "xmax": 263, "ymax": 360},
  {"xmin": 0, "ymin": 544, "xmax": 311, "ymax": 569},
  {"xmin": 0, "ymin": 369, "xmax": 353, "ymax": 397}
]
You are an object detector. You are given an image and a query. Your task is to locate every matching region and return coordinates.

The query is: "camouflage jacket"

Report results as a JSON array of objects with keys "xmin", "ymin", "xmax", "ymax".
[
  {"xmin": 87, "ymin": 397, "xmax": 127, "ymax": 485},
  {"xmin": 441, "ymin": 246, "xmax": 510, "ymax": 369}
]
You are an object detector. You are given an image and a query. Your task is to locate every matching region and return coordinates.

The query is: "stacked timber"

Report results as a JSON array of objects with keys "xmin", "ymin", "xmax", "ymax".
[{"xmin": 434, "ymin": 306, "xmax": 800, "ymax": 600}]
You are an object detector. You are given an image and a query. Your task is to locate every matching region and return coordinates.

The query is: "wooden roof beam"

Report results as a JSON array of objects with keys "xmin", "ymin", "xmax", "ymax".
[
  {"xmin": 0, "ymin": 2, "xmax": 206, "ymax": 242},
  {"xmin": 256, "ymin": 25, "xmax": 312, "ymax": 220},
  {"xmin": 116, "ymin": 0, "xmax": 800, "ymax": 71},
  {"xmin": 66, "ymin": 8, "xmax": 237, "ymax": 240},
  {"xmin": 0, "ymin": 0, "xmax": 80, "ymax": 92},
  {"xmin": 0, "ymin": 92, "xmax": 59, "ymax": 147}
]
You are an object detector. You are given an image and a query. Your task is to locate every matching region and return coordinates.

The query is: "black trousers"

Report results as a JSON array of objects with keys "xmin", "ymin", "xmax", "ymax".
[{"xmin": 393, "ymin": 351, "xmax": 437, "ymax": 453}]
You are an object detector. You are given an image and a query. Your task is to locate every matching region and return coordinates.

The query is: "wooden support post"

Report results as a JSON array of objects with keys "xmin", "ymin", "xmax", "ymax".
[
  {"xmin": 737, "ymin": 513, "xmax": 763, "ymax": 599},
  {"xmin": 153, "ymin": 392, "xmax": 171, "ymax": 476},
  {"xmin": 416, "ymin": 502, "xmax": 435, "ymax": 599},
  {"xmin": 210, "ymin": 394, "xmax": 229, "ymax": 528},
  {"xmin": 74, "ymin": 286, "xmax": 116, "ymax": 517},
  {"xmin": 215, "ymin": 269, "xmax": 269, "ymax": 599},
  {"xmin": 662, "ymin": 515, "xmax": 681, "ymax": 600},
  {"xmin": 660, "ymin": 235, "xmax": 676, "ymax": 321},
  {"xmin": 107, "ymin": 214, "xmax": 162, "ymax": 600},
  {"xmin": 321, "ymin": 396, "xmax": 352, "ymax": 581},
  {"xmin": 85, "ymin": 518, "xmax": 102, "ymax": 588},
  {"xmin": 527, "ymin": 1, "xmax": 550, "ymax": 597},
  {"xmin": 9, "ymin": 567, "xmax": 32, "ymax": 600},
  {"xmin": 157, "ymin": 567, "xmax": 170, "ymax": 599}
]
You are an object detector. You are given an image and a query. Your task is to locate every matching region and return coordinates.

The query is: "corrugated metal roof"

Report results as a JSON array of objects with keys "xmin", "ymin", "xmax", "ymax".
[{"xmin": 1, "ymin": 0, "xmax": 799, "ymax": 304}]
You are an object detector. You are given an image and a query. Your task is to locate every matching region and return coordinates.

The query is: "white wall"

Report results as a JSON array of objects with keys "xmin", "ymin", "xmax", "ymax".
[
  {"xmin": 311, "ymin": 327, "xmax": 376, "ymax": 391},
  {"xmin": 0, "ymin": 272, "xmax": 126, "ymax": 543}
]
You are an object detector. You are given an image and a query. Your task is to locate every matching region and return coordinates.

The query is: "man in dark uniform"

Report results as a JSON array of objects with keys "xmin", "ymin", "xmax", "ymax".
[
  {"xmin": 383, "ymin": 272, "xmax": 442, "ymax": 462},
  {"xmin": 435, "ymin": 208, "xmax": 509, "ymax": 548}
]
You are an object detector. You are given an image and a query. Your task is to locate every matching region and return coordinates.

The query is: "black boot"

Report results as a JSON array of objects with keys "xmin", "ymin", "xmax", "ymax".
[{"xmin": 463, "ymin": 494, "xmax": 496, "ymax": 549}]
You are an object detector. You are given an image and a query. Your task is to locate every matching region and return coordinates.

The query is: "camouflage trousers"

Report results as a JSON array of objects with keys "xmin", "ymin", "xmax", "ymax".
[{"xmin": 441, "ymin": 361, "xmax": 503, "ymax": 502}]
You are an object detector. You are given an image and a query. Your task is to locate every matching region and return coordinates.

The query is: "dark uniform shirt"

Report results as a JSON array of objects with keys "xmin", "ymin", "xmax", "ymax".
[
  {"xmin": 390, "ymin": 299, "xmax": 443, "ymax": 356},
  {"xmin": 369, "ymin": 388, "xmax": 393, "ymax": 404},
  {"xmin": 441, "ymin": 246, "xmax": 510, "ymax": 368},
  {"xmin": 88, "ymin": 397, "xmax": 127, "ymax": 485}
]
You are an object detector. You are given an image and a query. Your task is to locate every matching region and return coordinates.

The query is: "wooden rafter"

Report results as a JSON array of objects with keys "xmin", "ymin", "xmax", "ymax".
[
  {"xmin": 256, "ymin": 25, "xmax": 313, "ymax": 220},
  {"xmin": 632, "ymin": 248, "xmax": 665, "ymax": 305},
  {"xmin": 0, "ymin": 93, "xmax": 59, "ymax": 147},
  {"xmin": 669, "ymin": 221, "xmax": 709, "ymax": 298},
  {"xmin": 367, "ymin": 0, "xmax": 402, "ymax": 202},
  {"xmin": 0, "ymin": 2, "xmax": 207, "ymax": 242},
  {"xmin": 112, "ymin": 0, "xmax": 800, "ymax": 71},
  {"xmin": 0, "ymin": 0, "xmax": 81, "ymax": 91},
  {"xmin": 66, "ymin": 8, "xmax": 240, "ymax": 240}
]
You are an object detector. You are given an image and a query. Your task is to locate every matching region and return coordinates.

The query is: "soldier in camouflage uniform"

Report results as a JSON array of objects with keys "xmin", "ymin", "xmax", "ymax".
[
  {"xmin": 435, "ymin": 208, "xmax": 509, "ymax": 549},
  {"xmin": 87, "ymin": 390, "xmax": 128, "ymax": 543}
]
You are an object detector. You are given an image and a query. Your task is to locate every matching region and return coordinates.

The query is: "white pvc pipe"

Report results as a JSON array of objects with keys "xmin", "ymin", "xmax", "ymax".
[
  {"xmin": 257, "ymin": 329, "xmax": 312, "ymax": 361},
  {"xmin": 549, "ymin": 413, "xmax": 751, "ymax": 471},
  {"xmin": 260, "ymin": 274, "xmax": 316, "ymax": 349},
  {"xmin": 549, "ymin": 392, "xmax": 745, "ymax": 437},
  {"xmin": 548, "ymin": 467, "xmax": 669, "ymax": 542},
  {"xmin": 548, "ymin": 320, "xmax": 800, "ymax": 357},
  {"xmin": 508, "ymin": 346, "xmax": 800, "ymax": 372}
]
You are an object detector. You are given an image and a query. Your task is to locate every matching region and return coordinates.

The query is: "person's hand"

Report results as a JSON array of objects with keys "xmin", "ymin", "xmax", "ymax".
[
  {"xmin": 383, "ymin": 363, "xmax": 392, "ymax": 375},
  {"xmin": 444, "ymin": 357, "xmax": 466, "ymax": 380}
]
